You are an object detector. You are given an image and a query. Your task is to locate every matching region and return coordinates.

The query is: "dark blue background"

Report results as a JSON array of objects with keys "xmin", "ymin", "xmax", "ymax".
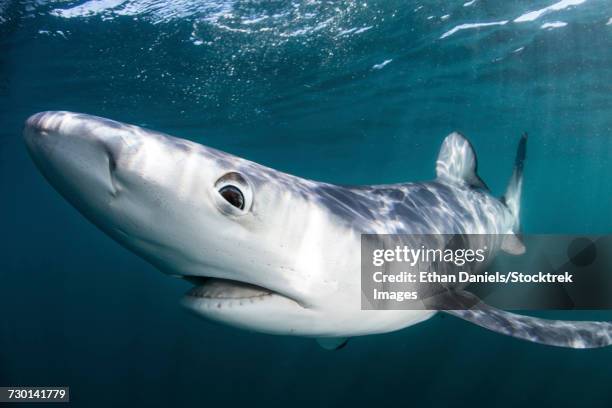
[{"xmin": 2, "ymin": 1, "xmax": 612, "ymax": 406}]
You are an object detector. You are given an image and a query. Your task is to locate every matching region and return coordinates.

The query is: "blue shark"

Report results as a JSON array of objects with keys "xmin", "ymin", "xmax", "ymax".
[{"xmin": 24, "ymin": 111, "xmax": 612, "ymax": 349}]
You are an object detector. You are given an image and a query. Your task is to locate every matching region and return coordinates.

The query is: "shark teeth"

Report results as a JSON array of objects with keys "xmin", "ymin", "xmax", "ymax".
[{"xmin": 186, "ymin": 278, "xmax": 272, "ymax": 300}]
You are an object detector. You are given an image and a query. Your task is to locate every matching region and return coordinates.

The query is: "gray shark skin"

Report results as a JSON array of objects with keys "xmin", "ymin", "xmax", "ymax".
[{"xmin": 23, "ymin": 111, "xmax": 612, "ymax": 349}]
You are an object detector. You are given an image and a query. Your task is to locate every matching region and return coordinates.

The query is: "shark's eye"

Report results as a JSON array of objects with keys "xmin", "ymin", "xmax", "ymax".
[
  {"xmin": 218, "ymin": 185, "xmax": 244, "ymax": 210},
  {"xmin": 213, "ymin": 172, "xmax": 253, "ymax": 216}
]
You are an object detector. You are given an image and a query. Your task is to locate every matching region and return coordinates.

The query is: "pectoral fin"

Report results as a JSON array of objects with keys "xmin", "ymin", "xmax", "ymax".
[{"xmin": 443, "ymin": 290, "xmax": 612, "ymax": 348}]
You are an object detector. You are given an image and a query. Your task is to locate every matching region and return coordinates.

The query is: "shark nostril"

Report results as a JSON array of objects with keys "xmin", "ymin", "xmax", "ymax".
[
  {"xmin": 106, "ymin": 154, "xmax": 120, "ymax": 197},
  {"xmin": 102, "ymin": 146, "xmax": 119, "ymax": 197},
  {"xmin": 108, "ymin": 154, "xmax": 117, "ymax": 173},
  {"xmin": 101, "ymin": 139, "xmax": 120, "ymax": 174}
]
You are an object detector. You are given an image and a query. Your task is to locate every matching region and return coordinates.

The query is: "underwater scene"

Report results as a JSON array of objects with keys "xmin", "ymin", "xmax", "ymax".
[{"xmin": 2, "ymin": 0, "xmax": 612, "ymax": 406}]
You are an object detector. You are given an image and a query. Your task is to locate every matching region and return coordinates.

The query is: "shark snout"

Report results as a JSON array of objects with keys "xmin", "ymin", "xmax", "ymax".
[
  {"xmin": 24, "ymin": 111, "xmax": 133, "ymax": 207},
  {"xmin": 25, "ymin": 109, "xmax": 142, "ymax": 165},
  {"xmin": 24, "ymin": 111, "xmax": 127, "ymax": 157},
  {"xmin": 24, "ymin": 111, "xmax": 69, "ymax": 158},
  {"xmin": 25, "ymin": 111, "xmax": 67, "ymax": 136}
]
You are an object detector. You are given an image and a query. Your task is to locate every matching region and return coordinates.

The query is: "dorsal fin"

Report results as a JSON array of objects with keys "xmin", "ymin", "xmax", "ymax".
[{"xmin": 436, "ymin": 132, "xmax": 488, "ymax": 190}]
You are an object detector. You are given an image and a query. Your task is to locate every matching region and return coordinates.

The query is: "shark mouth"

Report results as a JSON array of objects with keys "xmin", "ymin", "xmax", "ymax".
[
  {"xmin": 184, "ymin": 277, "xmax": 274, "ymax": 302},
  {"xmin": 180, "ymin": 277, "xmax": 311, "ymax": 311}
]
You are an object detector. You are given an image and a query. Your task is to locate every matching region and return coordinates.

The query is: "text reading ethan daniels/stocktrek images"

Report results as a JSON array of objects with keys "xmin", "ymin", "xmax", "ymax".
[{"xmin": 360, "ymin": 234, "xmax": 581, "ymax": 310}]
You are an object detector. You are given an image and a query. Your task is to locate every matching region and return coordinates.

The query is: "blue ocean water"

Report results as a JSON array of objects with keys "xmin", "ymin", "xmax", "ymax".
[{"xmin": 1, "ymin": 0, "xmax": 612, "ymax": 406}]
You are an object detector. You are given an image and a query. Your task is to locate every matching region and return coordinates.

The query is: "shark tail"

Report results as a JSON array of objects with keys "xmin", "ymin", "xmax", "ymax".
[
  {"xmin": 502, "ymin": 132, "xmax": 527, "ymax": 232},
  {"xmin": 436, "ymin": 132, "xmax": 612, "ymax": 349}
]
